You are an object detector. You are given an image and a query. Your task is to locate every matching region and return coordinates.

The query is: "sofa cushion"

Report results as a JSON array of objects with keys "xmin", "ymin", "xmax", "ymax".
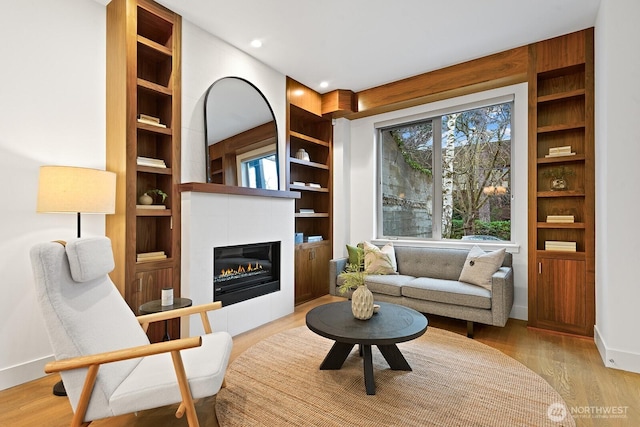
[
  {"xmin": 402, "ymin": 277, "xmax": 492, "ymax": 309},
  {"xmin": 394, "ymin": 246, "xmax": 469, "ymax": 280},
  {"xmin": 364, "ymin": 274, "xmax": 415, "ymax": 297},
  {"xmin": 458, "ymin": 246, "xmax": 506, "ymax": 290},
  {"xmin": 363, "ymin": 241, "xmax": 397, "ymax": 275}
]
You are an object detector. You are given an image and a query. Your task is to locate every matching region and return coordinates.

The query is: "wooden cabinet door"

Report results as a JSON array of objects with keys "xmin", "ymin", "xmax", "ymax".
[
  {"xmin": 536, "ymin": 257, "xmax": 586, "ymax": 334},
  {"xmin": 312, "ymin": 243, "xmax": 330, "ymax": 297},
  {"xmin": 295, "ymin": 247, "xmax": 314, "ymax": 305}
]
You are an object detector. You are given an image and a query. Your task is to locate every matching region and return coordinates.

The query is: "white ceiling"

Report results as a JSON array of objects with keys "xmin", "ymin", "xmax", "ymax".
[{"xmin": 155, "ymin": 0, "xmax": 601, "ymax": 94}]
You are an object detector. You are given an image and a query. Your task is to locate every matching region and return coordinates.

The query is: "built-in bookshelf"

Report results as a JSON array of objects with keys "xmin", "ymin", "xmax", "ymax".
[
  {"xmin": 286, "ymin": 77, "xmax": 333, "ymax": 305},
  {"xmin": 528, "ymin": 29, "xmax": 595, "ymax": 337},
  {"xmin": 106, "ymin": 0, "xmax": 181, "ymax": 343}
]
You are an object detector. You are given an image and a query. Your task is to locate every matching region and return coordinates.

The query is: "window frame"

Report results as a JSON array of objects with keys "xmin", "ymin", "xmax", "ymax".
[{"xmin": 376, "ymin": 94, "xmax": 516, "ymax": 243}]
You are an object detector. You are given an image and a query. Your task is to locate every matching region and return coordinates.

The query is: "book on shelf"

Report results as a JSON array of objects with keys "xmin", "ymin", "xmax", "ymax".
[
  {"xmin": 292, "ymin": 181, "xmax": 305, "ymax": 187},
  {"xmin": 546, "ymin": 215, "xmax": 575, "ymax": 223},
  {"xmin": 549, "ymin": 145, "xmax": 572, "ymax": 154},
  {"xmin": 544, "ymin": 241, "xmax": 577, "ymax": 252},
  {"xmin": 546, "ymin": 145, "xmax": 575, "ymax": 157},
  {"xmin": 137, "ymin": 116, "xmax": 167, "ymax": 128},
  {"xmin": 138, "ymin": 113, "xmax": 160, "ymax": 123},
  {"xmin": 137, "ymin": 251, "xmax": 167, "ymax": 261},
  {"xmin": 299, "ymin": 208, "xmax": 315, "ymax": 214},
  {"xmin": 137, "ymin": 156, "xmax": 167, "ymax": 168},
  {"xmin": 136, "ymin": 204, "xmax": 166, "ymax": 210},
  {"xmin": 545, "ymin": 152, "xmax": 576, "ymax": 158},
  {"xmin": 306, "ymin": 235, "xmax": 323, "ymax": 243},
  {"xmin": 306, "ymin": 183, "xmax": 321, "ymax": 188}
]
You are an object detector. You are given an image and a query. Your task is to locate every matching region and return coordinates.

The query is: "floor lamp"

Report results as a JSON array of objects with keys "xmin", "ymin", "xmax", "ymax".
[{"xmin": 36, "ymin": 165, "xmax": 116, "ymax": 395}]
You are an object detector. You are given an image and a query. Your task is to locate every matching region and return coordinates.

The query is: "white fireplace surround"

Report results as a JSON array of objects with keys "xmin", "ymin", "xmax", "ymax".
[{"xmin": 181, "ymin": 190, "xmax": 295, "ymax": 337}]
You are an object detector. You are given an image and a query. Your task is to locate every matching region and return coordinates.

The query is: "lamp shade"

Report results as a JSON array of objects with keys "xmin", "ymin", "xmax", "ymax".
[{"xmin": 37, "ymin": 166, "xmax": 116, "ymax": 214}]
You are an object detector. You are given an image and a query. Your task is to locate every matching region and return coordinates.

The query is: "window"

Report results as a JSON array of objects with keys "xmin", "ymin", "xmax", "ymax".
[
  {"xmin": 378, "ymin": 100, "xmax": 512, "ymax": 241},
  {"xmin": 236, "ymin": 146, "xmax": 278, "ymax": 190}
]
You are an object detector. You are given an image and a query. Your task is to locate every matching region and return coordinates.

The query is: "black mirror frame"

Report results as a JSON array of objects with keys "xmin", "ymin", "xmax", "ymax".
[{"xmin": 204, "ymin": 76, "xmax": 279, "ymax": 189}]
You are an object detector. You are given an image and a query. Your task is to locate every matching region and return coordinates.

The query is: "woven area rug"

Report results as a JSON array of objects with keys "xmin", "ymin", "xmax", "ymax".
[{"xmin": 215, "ymin": 326, "xmax": 575, "ymax": 426}]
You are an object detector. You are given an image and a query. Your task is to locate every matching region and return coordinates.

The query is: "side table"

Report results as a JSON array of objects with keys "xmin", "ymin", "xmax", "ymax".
[{"xmin": 139, "ymin": 297, "xmax": 192, "ymax": 341}]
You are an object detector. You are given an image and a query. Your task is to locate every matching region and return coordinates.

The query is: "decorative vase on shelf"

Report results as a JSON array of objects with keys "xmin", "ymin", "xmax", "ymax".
[
  {"xmin": 351, "ymin": 285, "xmax": 374, "ymax": 320},
  {"xmin": 138, "ymin": 193, "xmax": 153, "ymax": 205},
  {"xmin": 295, "ymin": 148, "xmax": 310, "ymax": 161},
  {"xmin": 549, "ymin": 177, "xmax": 568, "ymax": 191}
]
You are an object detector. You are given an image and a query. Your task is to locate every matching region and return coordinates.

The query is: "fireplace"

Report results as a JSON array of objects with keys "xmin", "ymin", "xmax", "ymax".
[{"xmin": 213, "ymin": 241, "xmax": 280, "ymax": 306}]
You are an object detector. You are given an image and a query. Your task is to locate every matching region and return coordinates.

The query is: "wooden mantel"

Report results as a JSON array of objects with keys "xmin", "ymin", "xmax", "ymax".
[{"xmin": 179, "ymin": 182, "xmax": 300, "ymax": 199}]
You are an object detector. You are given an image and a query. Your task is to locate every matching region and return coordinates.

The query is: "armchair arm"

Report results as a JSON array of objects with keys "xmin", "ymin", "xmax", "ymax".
[
  {"xmin": 137, "ymin": 301, "xmax": 221, "ymax": 334},
  {"xmin": 44, "ymin": 336, "xmax": 202, "ymax": 374}
]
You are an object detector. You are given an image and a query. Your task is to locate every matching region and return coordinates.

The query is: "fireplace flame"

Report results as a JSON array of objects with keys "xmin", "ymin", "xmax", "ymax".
[{"xmin": 220, "ymin": 262, "xmax": 263, "ymax": 277}]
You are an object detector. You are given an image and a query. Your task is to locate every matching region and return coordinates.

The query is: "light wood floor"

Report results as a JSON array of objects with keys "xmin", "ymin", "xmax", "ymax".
[{"xmin": 1, "ymin": 294, "xmax": 638, "ymax": 426}]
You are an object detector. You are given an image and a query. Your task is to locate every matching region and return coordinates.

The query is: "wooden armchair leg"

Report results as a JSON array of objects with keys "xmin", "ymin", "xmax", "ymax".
[
  {"xmin": 71, "ymin": 365, "xmax": 99, "ymax": 427},
  {"xmin": 171, "ymin": 351, "xmax": 199, "ymax": 427},
  {"xmin": 467, "ymin": 321, "xmax": 474, "ymax": 339}
]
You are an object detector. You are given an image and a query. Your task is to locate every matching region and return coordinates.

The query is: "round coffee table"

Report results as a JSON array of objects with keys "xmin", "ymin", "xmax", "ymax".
[{"xmin": 306, "ymin": 301, "xmax": 428, "ymax": 395}]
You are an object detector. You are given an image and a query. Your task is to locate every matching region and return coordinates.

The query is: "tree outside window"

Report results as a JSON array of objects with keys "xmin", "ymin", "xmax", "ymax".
[{"xmin": 379, "ymin": 101, "xmax": 512, "ymax": 241}]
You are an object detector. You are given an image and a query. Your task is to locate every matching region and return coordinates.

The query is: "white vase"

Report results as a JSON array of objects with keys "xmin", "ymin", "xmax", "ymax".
[
  {"xmin": 351, "ymin": 285, "xmax": 374, "ymax": 320},
  {"xmin": 138, "ymin": 193, "xmax": 153, "ymax": 205}
]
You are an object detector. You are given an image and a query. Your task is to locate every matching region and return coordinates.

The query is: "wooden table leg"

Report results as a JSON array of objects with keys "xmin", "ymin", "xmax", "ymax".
[
  {"xmin": 362, "ymin": 344, "xmax": 376, "ymax": 395},
  {"xmin": 377, "ymin": 344, "xmax": 412, "ymax": 371},
  {"xmin": 320, "ymin": 341, "xmax": 355, "ymax": 370}
]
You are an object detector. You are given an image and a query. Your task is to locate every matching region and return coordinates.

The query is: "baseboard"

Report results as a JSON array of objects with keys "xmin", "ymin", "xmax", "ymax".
[
  {"xmin": 509, "ymin": 304, "xmax": 527, "ymax": 321},
  {"xmin": 594, "ymin": 325, "xmax": 640, "ymax": 374},
  {"xmin": 0, "ymin": 354, "xmax": 53, "ymax": 391}
]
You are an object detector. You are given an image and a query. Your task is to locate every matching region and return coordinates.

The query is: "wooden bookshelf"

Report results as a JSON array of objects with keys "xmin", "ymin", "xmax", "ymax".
[
  {"xmin": 106, "ymin": 0, "xmax": 181, "ymax": 343},
  {"xmin": 528, "ymin": 29, "xmax": 595, "ymax": 337}
]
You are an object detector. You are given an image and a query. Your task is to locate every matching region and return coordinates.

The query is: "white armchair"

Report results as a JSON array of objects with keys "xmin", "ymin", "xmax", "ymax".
[{"xmin": 30, "ymin": 237, "xmax": 232, "ymax": 427}]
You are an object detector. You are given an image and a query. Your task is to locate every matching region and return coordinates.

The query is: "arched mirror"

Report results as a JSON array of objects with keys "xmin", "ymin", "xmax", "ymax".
[{"xmin": 204, "ymin": 77, "xmax": 279, "ymax": 189}]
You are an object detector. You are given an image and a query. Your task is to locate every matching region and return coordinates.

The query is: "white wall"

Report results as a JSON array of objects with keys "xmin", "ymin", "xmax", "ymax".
[
  {"xmin": 180, "ymin": 22, "xmax": 286, "ymax": 185},
  {"xmin": 333, "ymin": 84, "xmax": 529, "ymax": 321},
  {"xmin": 180, "ymin": 21, "xmax": 294, "ymax": 337},
  {"xmin": 0, "ymin": 2, "xmax": 292, "ymax": 391},
  {"xmin": 594, "ymin": 0, "xmax": 640, "ymax": 373},
  {"xmin": 0, "ymin": 0, "xmax": 107, "ymax": 390}
]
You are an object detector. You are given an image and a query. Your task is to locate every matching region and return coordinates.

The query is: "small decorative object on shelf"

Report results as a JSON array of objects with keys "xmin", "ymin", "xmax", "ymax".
[
  {"xmin": 295, "ymin": 148, "xmax": 310, "ymax": 161},
  {"xmin": 138, "ymin": 193, "xmax": 153, "ymax": 205},
  {"xmin": 140, "ymin": 189, "xmax": 168, "ymax": 205},
  {"xmin": 542, "ymin": 166, "xmax": 574, "ymax": 191}
]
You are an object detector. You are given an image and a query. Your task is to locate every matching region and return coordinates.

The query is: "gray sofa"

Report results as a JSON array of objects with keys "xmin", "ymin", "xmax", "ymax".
[{"xmin": 329, "ymin": 246, "xmax": 514, "ymax": 337}]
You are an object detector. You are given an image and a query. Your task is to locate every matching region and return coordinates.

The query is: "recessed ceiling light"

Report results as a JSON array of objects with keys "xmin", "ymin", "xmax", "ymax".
[
  {"xmin": 250, "ymin": 39, "xmax": 262, "ymax": 48},
  {"xmin": 319, "ymin": 81, "xmax": 329, "ymax": 89}
]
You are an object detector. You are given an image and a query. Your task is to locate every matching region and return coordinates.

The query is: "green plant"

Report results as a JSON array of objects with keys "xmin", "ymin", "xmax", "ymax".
[
  {"xmin": 542, "ymin": 166, "xmax": 574, "ymax": 180},
  {"xmin": 145, "ymin": 189, "xmax": 168, "ymax": 203},
  {"xmin": 337, "ymin": 252, "xmax": 367, "ymax": 295}
]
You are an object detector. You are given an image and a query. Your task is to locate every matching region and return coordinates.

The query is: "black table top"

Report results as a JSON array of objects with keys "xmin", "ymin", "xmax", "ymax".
[
  {"xmin": 139, "ymin": 297, "xmax": 192, "ymax": 314},
  {"xmin": 306, "ymin": 301, "xmax": 428, "ymax": 346}
]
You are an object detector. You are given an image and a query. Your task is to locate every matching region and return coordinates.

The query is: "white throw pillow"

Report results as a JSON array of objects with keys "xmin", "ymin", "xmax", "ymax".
[
  {"xmin": 363, "ymin": 241, "xmax": 397, "ymax": 275},
  {"xmin": 458, "ymin": 246, "xmax": 506, "ymax": 290}
]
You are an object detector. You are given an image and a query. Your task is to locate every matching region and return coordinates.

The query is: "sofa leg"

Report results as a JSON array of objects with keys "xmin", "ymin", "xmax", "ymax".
[{"xmin": 466, "ymin": 321, "xmax": 474, "ymax": 339}]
